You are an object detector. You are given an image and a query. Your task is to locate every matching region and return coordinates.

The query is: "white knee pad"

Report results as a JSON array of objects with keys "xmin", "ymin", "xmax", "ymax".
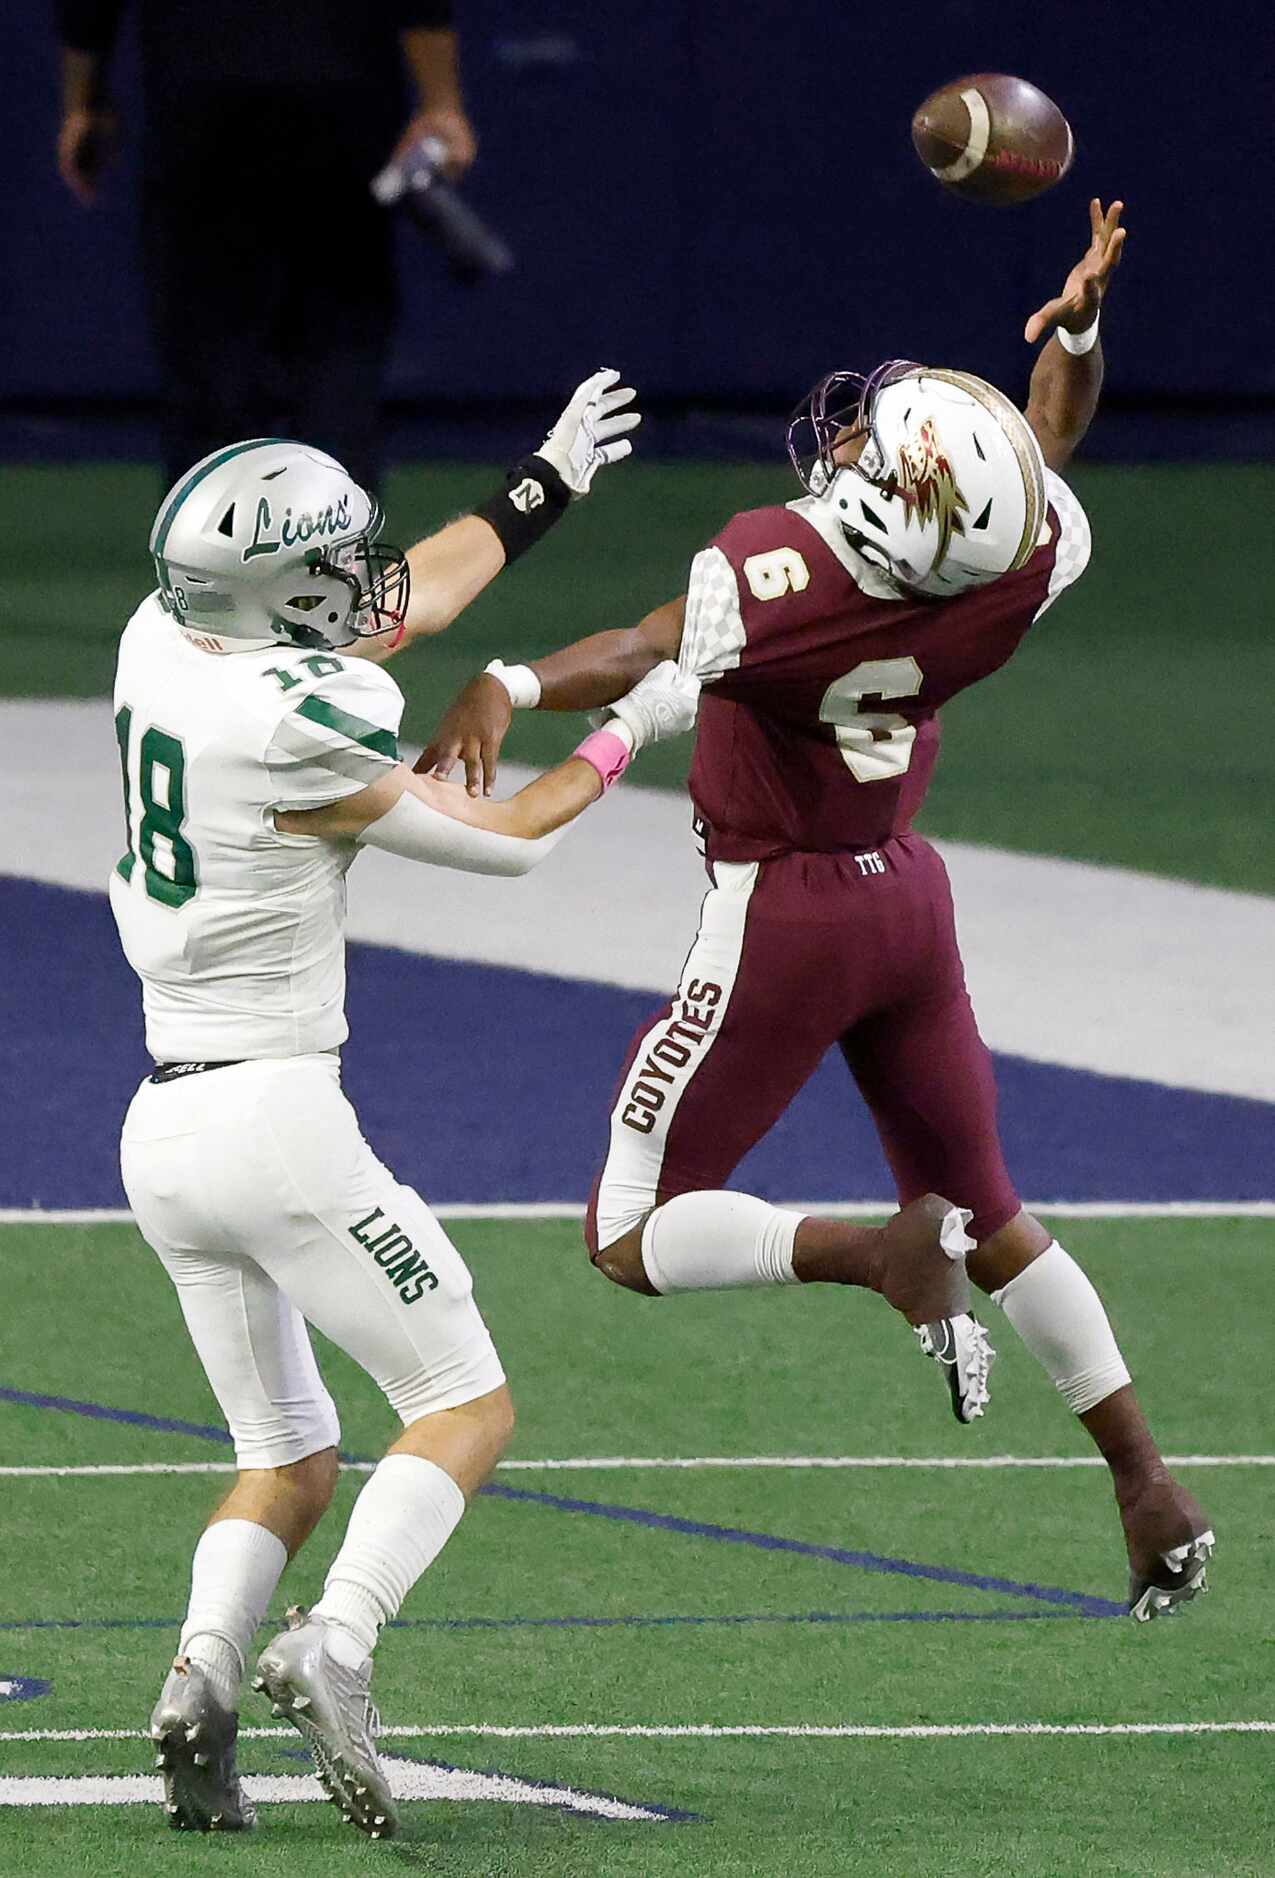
[{"xmin": 640, "ymin": 1190, "xmax": 804, "ymax": 1294}]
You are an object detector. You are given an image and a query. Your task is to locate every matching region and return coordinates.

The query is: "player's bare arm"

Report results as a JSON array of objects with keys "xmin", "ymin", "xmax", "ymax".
[
  {"xmin": 420, "ymin": 594, "xmax": 686, "ymax": 795},
  {"xmin": 358, "ymin": 369, "xmax": 642, "ymax": 658},
  {"xmin": 349, "ymin": 514, "xmax": 505, "ymax": 656},
  {"xmin": 1024, "ymin": 197, "xmax": 1126, "ymax": 471},
  {"xmin": 279, "ymin": 659, "xmax": 697, "ymax": 866},
  {"xmin": 276, "ymin": 752, "xmax": 605, "ymax": 846}
]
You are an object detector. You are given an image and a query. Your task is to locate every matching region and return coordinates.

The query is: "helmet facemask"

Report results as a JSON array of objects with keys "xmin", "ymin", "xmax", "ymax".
[
  {"xmin": 308, "ymin": 507, "xmax": 410, "ymax": 646},
  {"xmin": 788, "ymin": 361, "xmax": 941, "ymax": 586},
  {"xmin": 787, "ymin": 360, "xmax": 920, "ymax": 500}
]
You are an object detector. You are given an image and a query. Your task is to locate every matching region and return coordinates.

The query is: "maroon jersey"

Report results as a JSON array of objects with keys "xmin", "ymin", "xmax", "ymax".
[{"xmin": 682, "ymin": 474, "xmax": 1090, "ymax": 862}]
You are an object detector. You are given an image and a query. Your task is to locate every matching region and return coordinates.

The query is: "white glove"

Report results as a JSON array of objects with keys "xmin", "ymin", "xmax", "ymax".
[
  {"xmin": 535, "ymin": 367, "xmax": 641, "ymax": 495},
  {"xmin": 607, "ymin": 660, "xmax": 701, "ymax": 753}
]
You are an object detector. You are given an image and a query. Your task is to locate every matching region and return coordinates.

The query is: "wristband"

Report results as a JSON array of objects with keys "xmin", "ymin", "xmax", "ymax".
[
  {"xmin": 484, "ymin": 659, "xmax": 542, "ymax": 709},
  {"xmin": 1057, "ymin": 313, "xmax": 1100, "ymax": 356},
  {"xmin": 473, "ymin": 454, "xmax": 571, "ymax": 564},
  {"xmin": 572, "ymin": 724, "xmax": 633, "ymax": 792}
]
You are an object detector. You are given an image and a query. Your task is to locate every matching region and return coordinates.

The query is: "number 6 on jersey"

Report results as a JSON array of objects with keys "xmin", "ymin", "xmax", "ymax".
[{"xmin": 820, "ymin": 656, "xmax": 924, "ymax": 783}]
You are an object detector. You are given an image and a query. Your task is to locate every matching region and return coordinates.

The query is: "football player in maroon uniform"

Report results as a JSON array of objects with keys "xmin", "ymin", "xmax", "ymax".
[{"xmin": 423, "ymin": 201, "xmax": 1213, "ymax": 1619}]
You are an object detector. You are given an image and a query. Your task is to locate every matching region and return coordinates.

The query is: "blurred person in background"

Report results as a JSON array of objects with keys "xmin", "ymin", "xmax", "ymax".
[{"xmin": 55, "ymin": 0, "xmax": 476, "ymax": 492}]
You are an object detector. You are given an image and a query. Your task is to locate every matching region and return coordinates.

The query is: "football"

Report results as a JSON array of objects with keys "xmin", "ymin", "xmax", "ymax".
[{"xmin": 911, "ymin": 73, "xmax": 1074, "ymax": 204}]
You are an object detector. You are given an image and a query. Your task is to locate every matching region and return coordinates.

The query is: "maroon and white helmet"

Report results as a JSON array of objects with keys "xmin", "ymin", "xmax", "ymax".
[{"xmin": 788, "ymin": 361, "xmax": 1048, "ymax": 596}]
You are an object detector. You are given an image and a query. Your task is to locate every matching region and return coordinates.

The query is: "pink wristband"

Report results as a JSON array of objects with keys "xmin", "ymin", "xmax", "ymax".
[{"xmin": 572, "ymin": 727, "xmax": 632, "ymax": 792}]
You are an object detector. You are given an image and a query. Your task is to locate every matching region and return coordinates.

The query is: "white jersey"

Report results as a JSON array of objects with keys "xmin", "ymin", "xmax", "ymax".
[{"xmin": 109, "ymin": 594, "xmax": 403, "ymax": 1061}]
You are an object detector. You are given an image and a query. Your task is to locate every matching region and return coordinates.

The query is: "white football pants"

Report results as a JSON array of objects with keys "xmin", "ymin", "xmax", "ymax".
[{"xmin": 120, "ymin": 1054, "xmax": 505, "ymax": 1469}]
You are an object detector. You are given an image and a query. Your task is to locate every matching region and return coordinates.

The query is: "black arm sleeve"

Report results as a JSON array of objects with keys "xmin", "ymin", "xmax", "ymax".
[{"xmin": 55, "ymin": 0, "xmax": 126, "ymax": 54}]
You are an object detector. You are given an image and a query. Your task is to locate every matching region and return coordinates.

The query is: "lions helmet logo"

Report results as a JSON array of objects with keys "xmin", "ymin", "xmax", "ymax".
[{"xmin": 895, "ymin": 417, "xmax": 969, "ymax": 565}]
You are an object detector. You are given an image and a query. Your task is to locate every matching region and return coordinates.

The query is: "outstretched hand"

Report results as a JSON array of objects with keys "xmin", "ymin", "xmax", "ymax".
[
  {"xmin": 536, "ymin": 368, "xmax": 641, "ymax": 496},
  {"xmin": 1025, "ymin": 198, "xmax": 1126, "ymax": 344},
  {"xmin": 417, "ymin": 671, "xmax": 513, "ymax": 796}
]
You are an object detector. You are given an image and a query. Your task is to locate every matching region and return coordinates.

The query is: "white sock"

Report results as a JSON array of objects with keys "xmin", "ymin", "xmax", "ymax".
[
  {"xmin": 312, "ymin": 1454, "xmax": 465, "ymax": 1665},
  {"xmin": 179, "ymin": 1518, "xmax": 287, "ymax": 1707},
  {"xmin": 992, "ymin": 1241, "xmax": 1132, "ymax": 1414},
  {"xmin": 640, "ymin": 1190, "xmax": 805, "ymax": 1294}
]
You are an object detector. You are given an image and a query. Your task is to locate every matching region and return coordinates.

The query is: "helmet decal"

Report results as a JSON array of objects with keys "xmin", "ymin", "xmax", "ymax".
[
  {"xmin": 895, "ymin": 417, "xmax": 970, "ymax": 568},
  {"xmin": 926, "ymin": 369, "xmax": 1046, "ymax": 570},
  {"xmin": 242, "ymin": 492, "xmax": 356, "ymax": 563}
]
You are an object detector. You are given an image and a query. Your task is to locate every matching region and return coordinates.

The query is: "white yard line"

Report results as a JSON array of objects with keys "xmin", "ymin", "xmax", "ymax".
[
  {"xmin": 3, "ymin": 1721, "xmax": 1272, "ymax": 1747},
  {"xmin": 2, "ymin": 1454, "xmax": 1273, "ymax": 1479},
  {"xmin": 2, "ymin": 1202, "xmax": 1274, "ymax": 1226},
  {"xmin": 0, "ymin": 1763, "xmax": 669, "ymax": 1818}
]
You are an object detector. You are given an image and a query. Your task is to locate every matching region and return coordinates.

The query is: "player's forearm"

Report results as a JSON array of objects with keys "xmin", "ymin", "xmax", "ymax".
[
  {"xmin": 279, "ymin": 757, "xmax": 602, "ymax": 873},
  {"xmin": 530, "ymin": 597, "xmax": 687, "ymax": 710},
  {"xmin": 497, "ymin": 757, "xmax": 606, "ymax": 836},
  {"xmin": 362, "ymin": 757, "xmax": 602, "ymax": 873},
  {"xmin": 401, "ymin": 515, "xmax": 506, "ymax": 641},
  {"xmin": 530, "ymin": 628, "xmax": 662, "ymax": 710},
  {"xmin": 382, "ymin": 756, "xmax": 603, "ymax": 841},
  {"xmin": 1025, "ymin": 334, "xmax": 1103, "ymax": 472}
]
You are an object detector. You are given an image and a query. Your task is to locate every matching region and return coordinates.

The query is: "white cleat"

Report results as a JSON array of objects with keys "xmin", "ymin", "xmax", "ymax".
[
  {"xmin": 253, "ymin": 1606, "xmax": 398, "ymax": 1840},
  {"xmin": 1129, "ymin": 1530, "xmax": 1216, "ymax": 1622},
  {"xmin": 915, "ymin": 1313, "xmax": 996, "ymax": 1422},
  {"xmin": 148, "ymin": 1656, "xmax": 255, "ymax": 1832}
]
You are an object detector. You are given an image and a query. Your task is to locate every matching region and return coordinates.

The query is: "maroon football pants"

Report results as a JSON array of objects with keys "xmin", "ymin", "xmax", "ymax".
[{"xmin": 587, "ymin": 834, "xmax": 1021, "ymax": 1252}]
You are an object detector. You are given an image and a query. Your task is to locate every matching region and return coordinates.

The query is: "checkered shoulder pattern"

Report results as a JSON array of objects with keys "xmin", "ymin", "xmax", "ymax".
[
  {"xmin": 678, "ymin": 545, "xmax": 747, "ymax": 685},
  {"xmin": 1036, "ymin": 469, "xmax": 1092, "ymax": 620}
]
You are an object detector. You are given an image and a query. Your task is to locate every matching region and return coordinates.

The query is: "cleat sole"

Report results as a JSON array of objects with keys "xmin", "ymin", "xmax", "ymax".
[{"xmin": 1129, "ymin": 1530, "xmax": 1217, "ymax": 1621}]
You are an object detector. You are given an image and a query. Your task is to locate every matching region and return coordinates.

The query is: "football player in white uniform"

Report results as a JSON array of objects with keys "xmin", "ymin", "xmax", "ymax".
[{"xmin": 114, "ymin": 374, "xmax": 696, "ymax": 1839}]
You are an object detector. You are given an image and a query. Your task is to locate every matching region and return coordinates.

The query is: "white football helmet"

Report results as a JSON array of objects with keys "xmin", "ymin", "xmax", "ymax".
[
  {"xmin": 788, "ymin": 360, "xmax": 1047, "ymax": 596},
  {"xmin": 149, "ymin": 439, "xmax": 409, "ymax": 651}
]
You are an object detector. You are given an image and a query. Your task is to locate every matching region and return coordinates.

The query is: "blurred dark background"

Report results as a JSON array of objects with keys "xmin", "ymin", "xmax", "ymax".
[{"xmin": 4, "ymin": 0, "xmax": 1272, "ymax": 463}]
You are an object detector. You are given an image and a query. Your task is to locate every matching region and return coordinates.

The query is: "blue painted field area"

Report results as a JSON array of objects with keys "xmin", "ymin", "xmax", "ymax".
[{"xmin": 6, "ymin": 877, "xmax": 1271, "ymax": 1209}]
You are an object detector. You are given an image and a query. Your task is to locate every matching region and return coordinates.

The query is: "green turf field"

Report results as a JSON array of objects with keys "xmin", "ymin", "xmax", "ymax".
[
  {"xmin": 3, "ymin": 1215, "xmax": 1272, "ymax": 1876},
  {"xmin": 5, "ymin": 460, "xmax": 1274, "ymax": 893}
]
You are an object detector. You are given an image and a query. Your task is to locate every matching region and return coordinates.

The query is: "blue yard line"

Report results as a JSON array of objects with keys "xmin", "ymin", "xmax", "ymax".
[
  {"xmin": 484, "ymin": 1483, "xmax": 1126, "ymax": 1618},
  {"xmin": 1, "ymin": 1384, "xmax": 1126, "ymax": 1618},
  {"xmin": 0, "ymin": 1386, "xmax": 366, "ymax": 1464},
  {"xmin": 0, "ymin": 1385, "xmax": 232, "ymax": 1445},
  {"xmin": 0, "ymin": 1607, "xmax": 1093, "ymax": 1635}
]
